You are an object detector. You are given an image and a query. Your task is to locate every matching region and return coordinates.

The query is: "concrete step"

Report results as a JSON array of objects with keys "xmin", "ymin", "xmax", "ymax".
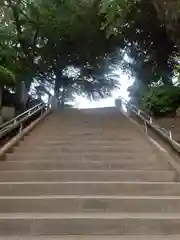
[
  {"xmin": 28, "ymin": 132, "xmax": 141, "ymax": 137},
  {"xmin": 0, "ymin": 182, "xmax": 180, "ymax": 196},
  {"xmin": 0, "ymin": 170, "xmax": 175, "ymax": 182},
  {"xmin": 6, "ymin": 152, "xmax": 156, "ymax": 161},
  {"xmin": 21, "ymin": 135, "xmax": 147, "ymax": 142},
  {"xmin": 20, "ymin": 140, "xmax": 145, "ymax": 146},
  {"xmin": 25, "ymin": 136, "xmax": 142, "ymax": 142},
  {"xmin": 21, "ymin": 138, "xmax": 143, "ymax": 145},
  {"xmin": 0, "ymin": 160, "xmax": 170, "ymax": 170},
  {"xmin": 13, "ymin": 148, "xmax": 152, "ymax": 154},
  {"xmin": 1, "ymin": 196, "xmax": 180, "ymax": 213},
  {"xmin": 1, "ymin": 235, "xmax": 180, "ymax": 240},
  {"xmin": 14, "ymin": 145, "xmax": 151, "ymax": 153},
  {"xmin": 1, "ymin": 109, "xmax": 179, "ymax": 237},
  {"xmin": 1, "ymin": 213, "xmax": 180, "ymax": 235},
  {"xmin": 19, "ymin": 138, "xmax": 149, "ymax": 144}
]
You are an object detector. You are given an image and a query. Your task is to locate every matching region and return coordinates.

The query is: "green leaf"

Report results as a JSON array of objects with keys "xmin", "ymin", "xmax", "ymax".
[{"xmin": 0, "ymin": 66, "xmax": 16, "ymax": 86}]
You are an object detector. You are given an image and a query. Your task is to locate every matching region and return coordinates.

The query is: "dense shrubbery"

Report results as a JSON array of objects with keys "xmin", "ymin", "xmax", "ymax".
[{"xmin": 142, "ymin": 86, "xmax": 180, "ymax": 117}]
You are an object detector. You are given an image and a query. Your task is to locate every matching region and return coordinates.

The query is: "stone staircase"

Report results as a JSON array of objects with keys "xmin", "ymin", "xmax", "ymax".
[{"xmin": 0, "ymin": 107, "xmax": 180, "ymax": 239}]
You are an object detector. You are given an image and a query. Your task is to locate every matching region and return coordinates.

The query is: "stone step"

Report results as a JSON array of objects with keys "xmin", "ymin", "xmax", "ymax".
[
  {"xmin": 25, "ymin": 135, "xmax": 142, "ymax": 141},
  {"xmin": 21, "ymin": 138, "xmax": 141, "ymax": 144},
  {"xmin": 20, "ymin": 140, "xmax": 144, "ymax": 146},
  {"xmin": 29, "ymin": 126, "xmax": 136, "ymax": 130},
  {"xmin": 22, "ymin": 132, "xmax": 142, "ymax": 137},
  {"xmin": 15, "ymin": 144, "xmax": 150, "ymax": 152},
  {"xmin": 0, "ymin": 182, "xmax": 179, "ymax": 196},
  {"xmin": 6, "ymin": 152, "xmax": 156, "ymax": 161},
  {"xmin": 30, "ymin": 130, "xmax": 138, "ymax": 134},
  {"xmin": 13, "ymin": 147, "xmax": 151, "ymax": 154},
  {"xmin": 1, "ymin": 109, "xmax": 179, "ymax": 238},
  {"xmin": 1, "ymin": 213, "xmax": 180, "ymax": 235},
  {"xmin": 0, "ymin": 160, "xmax": 170, "ymax": 170},
  {"xmin": 0, "ymin": 170, "xmax": 175, "ymax": 182},
  {"xmin": 1, "ymin": 235, "xmax": 180, "ymax": 240},
  {"xmin": 1, "ymin": 196, "xmax": 180, "ymax": 213}
]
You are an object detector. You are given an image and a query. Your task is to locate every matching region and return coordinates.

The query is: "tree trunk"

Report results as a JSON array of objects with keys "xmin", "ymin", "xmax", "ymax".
[
  {"xmin": 0, "ymin": 86, "xmax": 3, "ymax": 110},
  {"xmin": 15, "ymin": 81, "xmax": 29, "ymax": 112},
  {"xmin": 15, "ymin": 82, "xmax": 23, "ymax": 112},
  {"xmin": 54, "ymin": 77, "xmax": 60, "ymax": 101},
  {"xmin": 21, "ymin": 82, "xmax": 29, "ymax": 109},
  {"xmin": 0, "ymin": 86, "xmax": 3, "ymax": 124},
  {"xmin": 152, "ymin": 0, "xmax": 180, "ymax": 51},
  {"xmin": 60, "ymin": 87, "xmax": 65, "ymax": 108},
  {"xmin": 54, "ymin": 69, "xmax": 63, "ymax": 107},
  {"xmin": 24, "ymin": 75, "xmax": 33, "ymax": 92}
]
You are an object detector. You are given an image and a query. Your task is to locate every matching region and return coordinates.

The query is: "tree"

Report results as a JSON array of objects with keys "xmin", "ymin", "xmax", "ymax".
[
  {"xmin": 151, "ymin": 0, "xmax": 180, "ymax": 51},
  {"xmin": 0, "ymin": 65, "xmax": 16, "ymax": 108},
  {"xmin": 1, "ymin": 0, "xmax": 180, "ymax": 111},
  {"xmin": 0, "ymin": 0, "xmax": 121, "ymax": 108},
  {"xmin": 101, "ymin": 0, "xmax": 180, "ymax": 50},
  {"xmin": 101, "ymin": 0, "xmax": 180, "ymax": 111},
  {"xmin": 101, "ymin": 0, "xmax": 177, "ymax": 83},
  {"xmin": 33, "ymin": 0, "xmax": 120, "ymax": 104},
  {"xmin": 0, "ymin": 0, "xmax": 41, "ymax": 109}
]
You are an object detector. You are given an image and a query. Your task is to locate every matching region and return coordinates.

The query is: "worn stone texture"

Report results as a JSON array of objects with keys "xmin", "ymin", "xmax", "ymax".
[{"xmin": 0, "ymin": 107, "xmax": 179, "ymax": 237}]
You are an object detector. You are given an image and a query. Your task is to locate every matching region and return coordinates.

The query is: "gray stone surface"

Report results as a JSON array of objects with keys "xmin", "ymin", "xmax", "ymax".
[
  {"xmin": 1, "ymin": 106, "xmax": 15, "ymax": 121},
  {"xmin": 0, "ymin": 108, "xmax": 179, "ymax": 236}
]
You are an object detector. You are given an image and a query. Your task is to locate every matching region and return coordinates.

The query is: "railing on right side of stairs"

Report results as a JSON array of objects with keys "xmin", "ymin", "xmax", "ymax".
[
  {"xmin": 117, "ymin": 97, "xmax": 180, "ymax": 154},
  {"xmin": 0, "ymin": 102, "xmax": 48, "ymax": 139}
]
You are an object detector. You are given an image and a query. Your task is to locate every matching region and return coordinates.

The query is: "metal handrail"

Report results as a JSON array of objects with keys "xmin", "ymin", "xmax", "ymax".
[
  {"xmin": 0, "ymin": 102, "xmax": 47, "ymax": 138},
  {"xmin": 119, "ymin": 97, "xmax": 180, "ymax": 153},
  {"xmin": 121, "ymin": 98, "xmax": 152, "ymax": 123}
]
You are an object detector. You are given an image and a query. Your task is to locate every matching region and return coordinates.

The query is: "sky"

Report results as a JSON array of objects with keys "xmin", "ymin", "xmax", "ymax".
[
  {"xmin": 75, "ymin": 70, "xmax": 134, "ymax": 109},
  {"xmin": 41, "ymin": 68, "xmax": 134, "ymax": 108}
]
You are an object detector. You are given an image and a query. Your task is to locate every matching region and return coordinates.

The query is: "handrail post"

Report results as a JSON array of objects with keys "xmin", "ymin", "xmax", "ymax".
[
  {"xmin": 144, "ymin": 121, "xmax": 148, "ymax": 135},
  {"xmin": 115, "ymin": 99, "xmax": 122, "ymax": 111},
  {"xmin": 19, "ymin": 123, "xmax": 23, "ymax": 133},
  {"xmin": 169, "ymin": 130, "xmax": 172, "ymax": 140}
]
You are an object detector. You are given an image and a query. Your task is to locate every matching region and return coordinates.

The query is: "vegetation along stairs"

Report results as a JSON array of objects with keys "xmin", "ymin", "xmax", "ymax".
[{"xmin": 0, "ymin": 107, "xmax": 180, "ymax": 239}]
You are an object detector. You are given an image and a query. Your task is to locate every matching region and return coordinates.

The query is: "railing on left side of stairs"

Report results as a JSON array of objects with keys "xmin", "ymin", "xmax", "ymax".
[{"xmin": 0, "ymin": 102, "xmax": 48, "ymax": 139}]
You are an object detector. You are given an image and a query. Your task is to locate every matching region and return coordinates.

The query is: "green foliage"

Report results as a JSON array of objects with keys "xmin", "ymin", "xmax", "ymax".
[
  {"xmin": 0, "ymin": 0, "xmax": 121, "ymax": 102},
  {"xmin": 103, "ymin": 0, "xmax": 177, "ymax": 85},
  {"xmin": 34, "ymin": 0, "xmax": 120, "ymax": 101},
  {"xmin": 100, "ymin": 0, "xmax": 137, "ymax": 36},
  {"xmin": 101, "ymin": 0, "xmax": 180, "ymax": 118},
  {"xmin": 1, "ymin": 0, "xmax": 180, "ymax": 111},
  {"xmin": 142, "ymin": 86, "xmax": 180, "ymax": 117},
  {"xmin": 0, "ymin": 65, "xmax": 15, "ymax": 86}
]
